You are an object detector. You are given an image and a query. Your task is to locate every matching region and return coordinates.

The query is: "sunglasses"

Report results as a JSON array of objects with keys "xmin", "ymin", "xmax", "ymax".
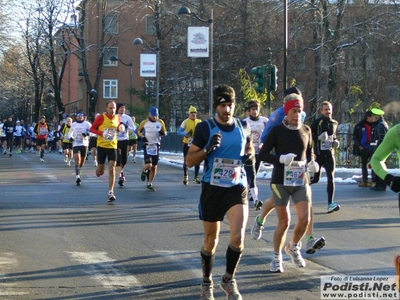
[{"xmin": 190, "ymin": 112, "xmax": 197, "ymax": 114}]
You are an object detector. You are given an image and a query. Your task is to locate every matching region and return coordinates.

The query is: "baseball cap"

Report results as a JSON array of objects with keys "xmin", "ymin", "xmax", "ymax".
[
  {"xmin": 188, "ymin": 106, "xmax": 197, "ymax": 113},
  {"xmin": 371, "ymin": 108, "xmax": 384, "ymax": 116},
  {"xmin": 150, "ymin": 106, "xmax": 159, "ymax": 117}
]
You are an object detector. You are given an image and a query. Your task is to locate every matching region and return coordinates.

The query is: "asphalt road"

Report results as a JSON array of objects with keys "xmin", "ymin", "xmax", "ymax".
[{"xmin": 0, "ymin": 151, "xmax": 399, "ymax": 299}]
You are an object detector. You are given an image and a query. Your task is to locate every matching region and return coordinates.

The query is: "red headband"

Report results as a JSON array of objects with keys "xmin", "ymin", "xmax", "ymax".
[{"xmin": 284, "ymin": 99, "xmax": 303, "ymax": 115}]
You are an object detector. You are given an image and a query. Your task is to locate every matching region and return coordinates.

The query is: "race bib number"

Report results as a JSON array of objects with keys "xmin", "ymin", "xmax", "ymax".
[
  {"xmin": 74, "ymin": 132, "xmax": 83, "ymax": 142},
  {"xmin": 39, "ymin": 128, "xmax": 48, "ymax": 135},
  {"xmin": 320, "ymin": 135, "xmax": 333, "ymax": 151},
  {"xmin": 103, "ymin": 128, "xmax": 116, "ymax": 141},
  {"xmin": 210, "ymin": 158, "xmax": 242, "ymax": 187},
  {"xmin": 284, "ymin": 164, "xmax": 306, "ymax": 186},
  {"xmin": 146, "ymin": 144, "xmax": 158, "ymax": 156}
]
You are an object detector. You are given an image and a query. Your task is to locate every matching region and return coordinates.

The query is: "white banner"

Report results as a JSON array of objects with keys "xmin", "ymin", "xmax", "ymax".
[
  {"xmin": 140, "ymin": 54, "xmax": 157, "ymax": 77},
  {"xmin": 187, "ymin": 26, "xmax": 209, "ymax": 58}
]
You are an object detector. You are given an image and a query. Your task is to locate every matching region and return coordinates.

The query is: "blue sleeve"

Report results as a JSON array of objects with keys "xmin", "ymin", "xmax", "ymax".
[
  {"xmin": 261, "ymin": 108, "xmax": 284, "ymax": 143},
  {"xmin": 301, "ymin": 111, "xmax": 306, "ymax": 123},
  {"xmin": 177, "ymin": 127, "xmax": 187, "ymax": 136}
]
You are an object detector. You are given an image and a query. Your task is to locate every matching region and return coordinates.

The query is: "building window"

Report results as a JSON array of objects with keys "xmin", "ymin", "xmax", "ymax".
[
  {"xmin": 104, "ymin": 14, "xmax": 118, "ymax": 35},
  {"xmin": 104, "ymin": 47, "xmax": 118, "ymax": 66},
  {"xmin": 104, "ymin": 80, "xmax": 118, "ymax": 98}
]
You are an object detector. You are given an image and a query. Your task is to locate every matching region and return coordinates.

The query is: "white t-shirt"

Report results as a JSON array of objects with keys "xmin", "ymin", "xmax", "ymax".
[
  {"xmin": 70, "ymin": 121, "xmax": 92, "ymax": 147},
  {"xmin": 243, "ymin": 116, "xmax": 269, "ymax": 154}
]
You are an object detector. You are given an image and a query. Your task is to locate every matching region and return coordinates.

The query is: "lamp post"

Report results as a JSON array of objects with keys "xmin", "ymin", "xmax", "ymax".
[
  {"xmin": 110, "ymin": 55, "xmax": 133, "ymax": 110},
  {"xmin": 178, "ymin": 6, "xmax": 213, "ymax": 118},
  {"xmin": 133, "ymin": 38, "xmax": 160, "ymax": 109}
]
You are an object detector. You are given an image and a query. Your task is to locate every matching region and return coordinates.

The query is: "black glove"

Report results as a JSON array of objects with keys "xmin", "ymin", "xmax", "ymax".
[
  {"xmin": 142, "ymin": 137, "xmax": 148, "ymax": 144},
  {"xmin": 243, "ymin": 153, "xmax": 255, "ymax": 166},
  {"xmin": 185, "ymin": 129, "xmax": 193, "ymax": 138},
  {"xmin": 384, "ymin": 174, "xmax": 400, "ymax": 193},
  {"xmin": 159, "ymin": 129, "xmax": 165, "ymax": 137},
  {"xmin": 204, "ymin": 133, "xmax": 222, "ymax": 155},
  {"xmin": 69, "ymin": 137, "xmax": 74, "ymax": 142}
]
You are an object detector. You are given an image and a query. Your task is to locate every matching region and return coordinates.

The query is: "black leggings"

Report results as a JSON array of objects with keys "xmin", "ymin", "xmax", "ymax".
[
  {"xmin": 6, "ymin": 134, "xmax": 13, "ymax": 152},
  {"xmin": 245, "ymin": 154, "xmax": 262, "ymax": 189},
  {"xmin": 183, "ymin": 143, "xmax": 199, "ymax": 177},
  {"xmin": 311, "ymin": 154, "xmax": 336, "ymax": 205}
]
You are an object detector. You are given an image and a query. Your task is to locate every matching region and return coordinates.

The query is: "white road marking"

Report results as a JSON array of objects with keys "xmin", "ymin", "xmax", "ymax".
[
  {"xmin": 67, "ymin": 251, "xmax": 144, "ymax": 290},
  {"xmin": 0, "ymin": 252, "xmax": 29, "ymax": 296}
]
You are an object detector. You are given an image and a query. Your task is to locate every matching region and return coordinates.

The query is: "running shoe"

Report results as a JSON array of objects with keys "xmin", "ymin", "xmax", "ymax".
[
  {"xmin": 327, "ymin": 202, "xmax": 340, "ymax": 213},
  {"xmin": 76, "ymin": 177, "xmax": 82, "ymax": 186},
  {"xmin": 64, "ymin": 155, "xmax": 68, "ymax": 162},
  {"xmin": 118, "ymin": 176, "xmax": 125, "ymax": 187},
  {"xmin": 251, "ymin": 214, "xmax": 264, "ymax": 240},
  {"xmin": 9, "ymin": 152, "xmax": 12, "ymax": 157},
  {"xmin": 140, "ymin": 170, "xmax": 147, "ymax": 182},
  {"xmin": 193, "ymin": 176, "xmax": 201, "ymax": 184},
  {"xmin": 132, "ymin": 158, "xmax": 136, "ymax": 163},
  {"xmin": 183, "ymin": 175, "xmax": 188, "ymax": 185},
  {"xmin": 3, "ymin": 149, "xmax": 6, "ymax": 155},
  {"xmin": 306, "ymin": 236, "xmax": 326, "ymax": 254},
  {"xmin": 358, "ymin": 181, "xmax": 369, "ymax": 187},
  {"xmin": 220, "ymin": 277, "xmax": 242, "ymax": 300},
  {"xmin": 270, "ymin": 257, "xmax": 284, "ymax": 273},
  {"xmin": 254, "ymin": 200, "xmax": 263, "ymax": 211},
  {"xmin": 285, "ymin": 243, "xmax": 306, "ymax": 267},
  {"xmin": 200, "ymin": 281, "xmax": 214, "ymax": 300},
  {"xmin": 67, "ymin": 160, "xmax": 71, "ymax": 167},
  {"xmin": 40, "ymin": 158, "xmax": 44, "ymax": 162},
  {"xmin": 107, "ymin": 192, "xmax": 116, "ymax": 202},
  {"xmin": 94, "ymin": 160, "xmax": 98, "ymax": 167},
  {"xmin": 147, "ymin": 184, "xmax": 156, "ymax": 191}
]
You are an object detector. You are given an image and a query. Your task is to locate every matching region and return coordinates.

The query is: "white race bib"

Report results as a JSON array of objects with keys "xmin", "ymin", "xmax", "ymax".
[
  {"xmin": 210, "ymin": 157, "xmax": 242, "ymax": 187},
  {"xmin": 284, "ymin": 163, "xmax": 306, "ymax": 186},
  {"xmin": 146, "ymin": 144, "xmax": 158, "ymax": 156},
  {"xmin": 320, "ymin": 135, "xmax": 333, "ymax": 151},
  {"xmin": 103, "ymin": 128, "xmax": 116, "ymax": 141}
]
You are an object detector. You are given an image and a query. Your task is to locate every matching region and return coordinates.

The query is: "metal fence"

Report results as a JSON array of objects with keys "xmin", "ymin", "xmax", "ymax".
[{"xmin": 157, "ymin": 132, "xmax": 398, "ymax": 169}]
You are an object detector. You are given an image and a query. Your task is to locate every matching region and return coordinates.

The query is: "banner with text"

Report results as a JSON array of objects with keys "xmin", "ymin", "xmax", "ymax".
[
  {"xmin": 187, "ymin": 26, "xmax": 209, "ymax": 58},
  {"xmin": 140, "ymin": 54, "xmax": 156, "ymax": 77},
  {"xmin": 321, "ymin": 275, "xmax": 399, "ymax": 300}
]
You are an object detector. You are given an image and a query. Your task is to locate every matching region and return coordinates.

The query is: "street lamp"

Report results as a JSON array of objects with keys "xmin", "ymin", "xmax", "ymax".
[
  {"xmin": 178, "ymin": 6, "xmax": 213, "ymax": 118},
  {"xmin": 110, "ymin": 55, "xmax": 133, "ymax": 110},
  {"xmin": 133, "ymin": 37, "xmax": 160, "ymax": 109}
]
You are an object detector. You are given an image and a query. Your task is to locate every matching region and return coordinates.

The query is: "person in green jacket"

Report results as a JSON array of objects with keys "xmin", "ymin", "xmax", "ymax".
[
  {"xmin": 370, "ymin": 123, "xmax": 400, "ymax": 213},
  {"xmin": 370, "ymin": 123, "xmax": 400, "ymax": 296}
]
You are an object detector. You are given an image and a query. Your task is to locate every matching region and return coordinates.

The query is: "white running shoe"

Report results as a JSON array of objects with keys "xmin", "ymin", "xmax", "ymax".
[
  {"xmin": 94, "ymin": 160, "xmax": 98, "ymax": 167},
  {"xmin": 108, "ymin": 192, "xmax": 116, "ymax": 202},
  {"xmin": 250, "ymin": 214, "xmax": 264, "ymax": 240},
  {"xmin": 200, "ymin": 281, "xmax": 214, "ymax": 300},
  {"xmin": 270, "ymin": 257, "xmax": 284, "ymax": 273},
  {"xmin": 220, "ymin": 277, "xmax": 242, "ymax": 300},
  {"xmin": 285, "ymin": 243, "xmax": 306, "ymax": 267}
]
